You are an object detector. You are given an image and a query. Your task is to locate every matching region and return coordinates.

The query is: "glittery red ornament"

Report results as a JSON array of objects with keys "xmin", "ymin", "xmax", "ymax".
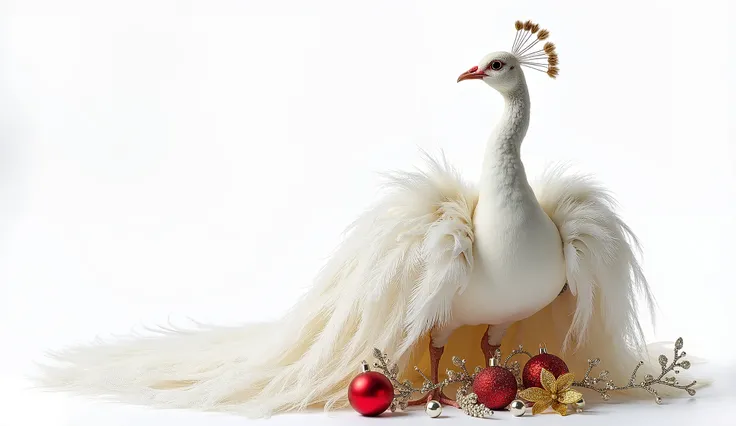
[
  {"xmin": 348, "ymin": 366, "xmax": 394, "ymax": 417},
  {"xmin": 522, "ymin": 347, "xmax": 569, "ymax": 389},
  {"xmin": 472, "ymin": 361, "xmax": 518, "ymax": 410}
]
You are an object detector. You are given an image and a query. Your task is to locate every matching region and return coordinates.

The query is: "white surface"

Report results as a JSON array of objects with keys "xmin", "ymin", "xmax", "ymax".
[
  {"xmin": 1, "ymin": 0, "xmax": 734, "ymax": 424},
  {"xmin": 15, "ymin": 374, "xmax": 736, "ymax": 425}
]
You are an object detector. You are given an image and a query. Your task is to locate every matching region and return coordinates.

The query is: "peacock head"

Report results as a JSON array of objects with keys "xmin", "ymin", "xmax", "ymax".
[{"xmin": 458, "ymin": 20, "xmax": 558, "ymax": 94}]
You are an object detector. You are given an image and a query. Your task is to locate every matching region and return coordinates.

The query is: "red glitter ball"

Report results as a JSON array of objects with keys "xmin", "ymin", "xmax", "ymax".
[
  {"xmin": 472, "ymin": 366, "xmax": 518, "ymax": 410},
  {"xmin": 347, "ymin": 371, "xmax": 394, "ymax": 416},
  {"xmin": 522, "ymin": 353, "xmax": 569, "ymax": 389}
]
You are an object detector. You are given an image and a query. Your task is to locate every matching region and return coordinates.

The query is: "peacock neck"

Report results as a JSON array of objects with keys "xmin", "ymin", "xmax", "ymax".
[{"xmin": 477, "ymin": 81, "xmax": 535, "ymax": 211}]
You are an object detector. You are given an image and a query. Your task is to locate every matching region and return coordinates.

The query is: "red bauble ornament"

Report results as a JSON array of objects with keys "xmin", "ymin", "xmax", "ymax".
[
  {"xmin": 472, "ymin": 359, "xmax": 518, "ymax": 410},
  {"xmin": 522, "ymin": 346, "xmax": 569, "ymax": 389},
  {"xmin": 348, "ymin": 364, "xmax": 394, "ymax": 417}
]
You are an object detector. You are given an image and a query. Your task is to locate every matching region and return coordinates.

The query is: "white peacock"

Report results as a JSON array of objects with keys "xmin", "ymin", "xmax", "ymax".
[{"xmin": 39, "ymin": 20, "xmax": 682, "ymax": 418}]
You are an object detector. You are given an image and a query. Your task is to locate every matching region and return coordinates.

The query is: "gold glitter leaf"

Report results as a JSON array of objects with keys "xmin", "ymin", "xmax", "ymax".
[
  {"xmin": 519, "ymin": 387, "xmax": 549, "ymax": 402},
  {"xmin": 520, "ymin": 371, "xmax": 584, "ymax": 416},
  {"xmin": 555, "ymin": 373, "xmax": 575, "ymax": 392},
  {"xmin": 540, "ymin": 368, "xmax": 557, "ymax": 393},
  {"xmin": 559, "ymin": 389, "xmax": 584, "ymax": 404},
  {"xmin": 552, "ymin": 401, "xmax": 568, "ymax": 416},
  {"xmin": 532, "ymin": 398, "xmax": 553, "ymax": 415}
]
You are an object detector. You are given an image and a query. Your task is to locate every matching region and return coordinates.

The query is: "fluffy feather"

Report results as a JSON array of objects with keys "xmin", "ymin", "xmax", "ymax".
[
  {"xmin": 404, "ymin": 162, "xmax": 675, "ymax": 397},
  {"xmin": 495, "ymin": 165, "xmax": 661, "ymax": 393},
  {"xmin": 35, "ymin": 154, "xmax": 477, "ymax": 417},
  {"xmin": 36, "ymin": 156, "xmax": 692, "ymax": 416},
  {"xmin": 534, "ymin": 164, "xmax": 656, "ymax": 353}
]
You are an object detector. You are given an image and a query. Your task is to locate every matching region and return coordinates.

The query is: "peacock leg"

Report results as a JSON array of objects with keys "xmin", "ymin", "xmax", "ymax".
[
  {"xmin": 428, "ymin": 343, "xmax": 460, "ymax": 408},
  {"xmin": 481, "ymin": 326, "xmax": 500, "ymax": 368},
  {"xmin": 408, "ymin": 339, "xmax": 459, "ymax": 407},
  {"xmin": 481, "ymin": 323, "xmax": 510, "ymax": 367}
]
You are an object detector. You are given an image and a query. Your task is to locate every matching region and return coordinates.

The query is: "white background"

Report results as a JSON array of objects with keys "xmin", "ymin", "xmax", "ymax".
[{"xmin": 1, "ymin": 0, "xmax": 734, "ymax": 424}]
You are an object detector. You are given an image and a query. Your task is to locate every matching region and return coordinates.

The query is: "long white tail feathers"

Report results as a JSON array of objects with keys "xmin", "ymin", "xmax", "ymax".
[{"xmin": 34, "ymin": 154, "xmax": 478, "ymax": 418}]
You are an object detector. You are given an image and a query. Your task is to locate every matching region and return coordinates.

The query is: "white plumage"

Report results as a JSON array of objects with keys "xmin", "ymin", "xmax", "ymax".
[{"xmin": 36, "ymin": 21, "xmax": 695, "ymax": 418}]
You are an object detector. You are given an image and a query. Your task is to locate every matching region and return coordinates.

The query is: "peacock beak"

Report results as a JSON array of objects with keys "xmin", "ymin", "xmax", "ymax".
[{"xmin": 457, "ymin": 66, "xmax": 485, "ymax": 82}]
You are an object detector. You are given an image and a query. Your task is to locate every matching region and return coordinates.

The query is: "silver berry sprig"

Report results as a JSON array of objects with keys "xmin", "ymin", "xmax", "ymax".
[
  {"xmin": 572, "ymin": 337, "xmax": 697, "ymax": 404},
  {"xmin": 456, "ymin": 384, "xmax": 493, "ymax": 418}
]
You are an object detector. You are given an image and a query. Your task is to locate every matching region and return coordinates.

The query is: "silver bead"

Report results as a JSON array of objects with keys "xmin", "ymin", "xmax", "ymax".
[
  {"xmin": 509, "ymin": 399, "xmax": 526, "ymax": 417},
  {"xmin": 575, "ymin": 397, "xmax": 585, "ymax": 413},
  {"xmin": 426, "ymin": 400, "xmax": 442, "ymax": 418},
  {"xmin": 655, "ymin": 396, "xmax": 663, "ymax": 405}
]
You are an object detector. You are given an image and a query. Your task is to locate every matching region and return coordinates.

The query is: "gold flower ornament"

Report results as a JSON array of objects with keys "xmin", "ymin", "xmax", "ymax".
[{"xmin": 518, "ymin": 368, "xmax": 583, "ymax": 416}]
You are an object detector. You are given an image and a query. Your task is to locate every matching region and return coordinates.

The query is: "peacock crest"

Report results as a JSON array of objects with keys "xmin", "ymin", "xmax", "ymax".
[{"xmin": 511, "ymin": 20, "xmax": 559, "ymax": 78}]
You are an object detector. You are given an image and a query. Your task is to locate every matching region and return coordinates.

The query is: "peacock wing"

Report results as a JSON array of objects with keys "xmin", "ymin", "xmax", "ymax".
[{"xmin": 501, "ymin": 165, "xmax": 659, "ymax": 397}]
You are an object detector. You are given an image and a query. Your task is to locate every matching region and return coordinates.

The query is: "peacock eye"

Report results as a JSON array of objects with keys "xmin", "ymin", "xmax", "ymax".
[{"xmin": 490, "ymin": 60, "xmax": 504, "ymax": 71}]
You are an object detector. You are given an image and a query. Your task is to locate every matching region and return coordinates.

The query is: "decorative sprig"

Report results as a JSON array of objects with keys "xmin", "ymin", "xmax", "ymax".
[
  {"xmin": 367, "ymin": 338, "xmax": 696, "ymax": 417},
  {"xmin": 502, "ymin": 345, "xmax": 534, "ymax": 366},
  {"xmin": 501, "ymin": 346, "xmax": 533, "ymax": 388},
  {"xmin": 370, "ymin": 348, "xmax": 417, "ymax": 412},
  {"xmin": 368, "ymin": 349, "xmax": 492, "ymax": 417},
  {"xmin": 447, "ymin": 356, "xmax": 493, "ymax": 418},
  {"xmin": 456, "ymin": 386, "xmax": 493, "ymax": 418},
  {"xmin": 572, "ymin": 337, "xmax": 697, "ymax": 404}
]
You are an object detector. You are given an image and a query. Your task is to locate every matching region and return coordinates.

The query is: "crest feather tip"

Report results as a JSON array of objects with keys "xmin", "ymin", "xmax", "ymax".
[{"xmin": 510, "ymin": 20, "xmax": 560, "ymax": 80}]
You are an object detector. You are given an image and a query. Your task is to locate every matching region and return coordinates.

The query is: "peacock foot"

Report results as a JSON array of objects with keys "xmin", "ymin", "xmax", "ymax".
[
  {"xmin": 435, "ymin": 391, "xmax": 459, "ymax": 408},
  {"xmin": 408, "ymin": 389, "xmax": 459, "ymax": 408}
]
